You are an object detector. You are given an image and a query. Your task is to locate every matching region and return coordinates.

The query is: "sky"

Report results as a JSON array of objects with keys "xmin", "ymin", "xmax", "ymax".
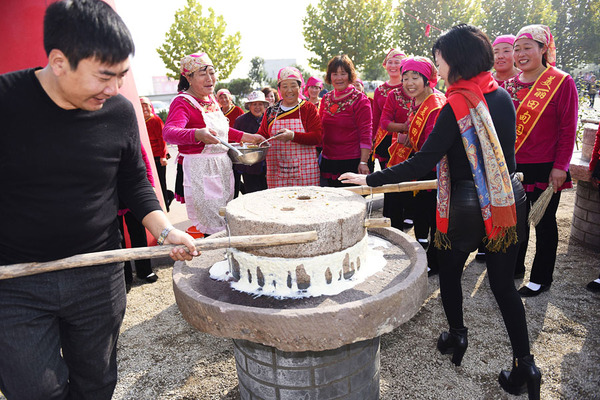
[{"xmin": 116, "ymin": 0, "xmax": 318, "ymax": 95}]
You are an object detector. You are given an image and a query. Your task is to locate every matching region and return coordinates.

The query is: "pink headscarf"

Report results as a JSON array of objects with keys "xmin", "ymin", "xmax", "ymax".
[
  {"xmin": 277, "ymin": 66, "xmax": 305, "ymax": 100},
  {"xmin": 493, "ymin": 34, "xmax": 516, "ymax": 47},
  {"xmin": 383, "ymin": 48, "xmax": 407, "ymax": 67},
  {"xmin": 216, "ymin": 88, "xmax": 232, "ymax": 99},
  {"xmin": 515, "ymin": 25, "xmax": 556, "ymax": 66},
  {"xmin": 139, "ymin": 96, "xmax": 155, "ymax": 114},
  {"xmin": 180, "ymin": 52, "xmax": 213, "ymax": 76},
  {"xmin": 401, "ymin": 56, "xmax": 438, "ymax": 88},
  {"xmin": 303, "ymin": 76, "xmax": 323, "ymax": 98}
]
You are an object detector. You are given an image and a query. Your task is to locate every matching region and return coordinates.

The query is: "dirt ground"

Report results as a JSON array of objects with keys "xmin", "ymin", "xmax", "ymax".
[{"xmin": 108, "ymin": 186, "xmax": 599, "ymax": 400}]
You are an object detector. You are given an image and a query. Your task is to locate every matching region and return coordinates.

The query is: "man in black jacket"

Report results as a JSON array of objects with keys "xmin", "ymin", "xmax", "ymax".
[{"xmin": 0, "ymin": 1, "xmax": 197, "ymax": 398}]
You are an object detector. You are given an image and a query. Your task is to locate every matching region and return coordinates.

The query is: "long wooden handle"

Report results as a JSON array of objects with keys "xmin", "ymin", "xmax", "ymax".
[
  {"xmin": 0, "ymin": 231, "xmax": 318, "ymax": 280},
  {"xmin": 344, "ymin": 179, "xmax": 438, "ymax": 195},
  {"xmin": 344, "ymin": 173, "xmax": 523, "ymax": 195},
  {"xmin": 364, "ymin": 218, "xmax": 391, "ymax": 228}
]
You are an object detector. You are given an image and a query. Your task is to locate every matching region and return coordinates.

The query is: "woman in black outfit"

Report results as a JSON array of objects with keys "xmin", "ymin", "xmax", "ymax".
[{"xmin": 340, "ymin": 25, "xmax": 541, "ymax": 400}]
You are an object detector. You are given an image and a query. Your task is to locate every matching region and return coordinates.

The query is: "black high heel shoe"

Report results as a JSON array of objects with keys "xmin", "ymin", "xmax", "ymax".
[
  {"xmin": 437, "ymin": 327, "xmax": 468, "ymax": 366},
  {"xmin": 498, "ymin": 354, "xmax": 541, "ymax": 400}
]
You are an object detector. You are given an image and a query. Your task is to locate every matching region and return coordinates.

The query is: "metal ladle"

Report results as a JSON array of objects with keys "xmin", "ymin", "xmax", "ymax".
[
  {"xmin": 258, "ymin": 132, "xmax": 284, "ymax": 147},
  {"xmin": 215, "ymin": 135, "xmax": 244, "ymax": 157}
]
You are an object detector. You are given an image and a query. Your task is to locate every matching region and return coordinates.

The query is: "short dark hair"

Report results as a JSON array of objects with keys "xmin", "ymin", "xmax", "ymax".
[
  {"xmin": 44, "ymin": 0, "xmax": 135, "ymax": 70},
  {"xmin": 432, "ymin": 24, "xmax": 493, "ymax": 84},
  {"xmin": 325, "ymin": 55, "xmax": 357, "ymax": 85}
]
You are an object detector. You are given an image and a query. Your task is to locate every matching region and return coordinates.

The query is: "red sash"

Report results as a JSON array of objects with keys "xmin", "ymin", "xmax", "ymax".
[
  {"xmin": 388, "ymin": 92, "xmax": 445, "ymax": 166},
  {"xmin": 371, "ymin": 85, "xmax": 409, "ymax": 161},
  {"xmin": 515, "ymin": 67, "xmax": 567, "ymax": 153}
]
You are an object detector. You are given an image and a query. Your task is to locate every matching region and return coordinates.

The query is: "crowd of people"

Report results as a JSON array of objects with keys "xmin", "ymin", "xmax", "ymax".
[
  {"xmin": 0, "ymin": 0, "xmax": 591, "ymax": 398},
  {"xmin": 340, "ymin": 23, "xmax": 580, "ymax": 400},
  {"xmin": 155, "ymin": 21, "xmax": 584, "ymax": 400}
]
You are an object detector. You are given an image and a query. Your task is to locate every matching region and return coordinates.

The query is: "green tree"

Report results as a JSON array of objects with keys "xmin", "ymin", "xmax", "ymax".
[
  {"xmin": 362, "ymin": 62, "xmax": 386, "ymax": 81},
  {"xmin": 157, "ymin": 0, "xmax": 242, "ymax": 80},
  {"xmin": 248, "ymin": 57, "xmax": 268, "ymax": 88},
  {"xmin": 479, "ymin": 0, "xmax": 556, "ymax": 41},
  {"xmin": 551, "ymin": 0, "xmax": 600, "ymax": 71},
  {"xmin": 395, "ymin": 0, "xmax": 483, "ymax": 58},
  {"xmin": 226, "ymin": 78, "xmax": 253, "ymax": 98},
  {"xmin": 292, "ymin": 64, "xmax": 313, "ymax": 83},
  {"xmin": 214, "ymin": 79, "xmax": 252, "ymax": 106},
  {"xmin": 303, "ymin": 0, "xmax": 399, "ymax": 74}
]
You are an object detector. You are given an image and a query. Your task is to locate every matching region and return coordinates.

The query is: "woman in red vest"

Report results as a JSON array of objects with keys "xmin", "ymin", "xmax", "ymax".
[
  {"xmin": 217, "ymin": 88, "xmax": 244, "ymax": 127},
  {"xmin": 257, "ymin": 67, "xmax": 321, "ymax": 188},
  {"xmin": 504, "ymin": 25, "xmax": 578, "ymax": 296},
  {"xmin": 397, "ymin": 56, "xmax": 446, "ymax": 275},
  {"xmin": 373, "ymin": 49, "xmax": 411, "ymax": 231}
]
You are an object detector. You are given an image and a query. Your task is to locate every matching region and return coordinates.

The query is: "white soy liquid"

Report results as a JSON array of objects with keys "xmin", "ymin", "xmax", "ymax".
[{"xmin": 209, "ymin": 234, "xmax": 390, "ymax": 299}]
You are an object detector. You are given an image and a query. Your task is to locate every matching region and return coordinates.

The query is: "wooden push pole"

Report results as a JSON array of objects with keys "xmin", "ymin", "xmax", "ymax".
[{"xmin": 0, "ymin": 231, "xmax": 318, "ymax": 280}]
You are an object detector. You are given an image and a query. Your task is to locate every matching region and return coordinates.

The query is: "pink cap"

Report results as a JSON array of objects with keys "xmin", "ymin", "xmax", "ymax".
[
  {"xmin": 401, "ymin": 57, "xmax": 438, "ymax": 88},
  {"xmin": 493, "ymin": 34, "xmax": 516, "ymax": 47}
]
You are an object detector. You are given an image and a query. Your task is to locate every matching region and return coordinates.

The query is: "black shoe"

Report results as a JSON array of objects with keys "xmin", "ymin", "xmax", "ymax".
[
  {"xmin": 498, "ymin": 354, "xmax": 541, "ymax": 400},
  {"xmin": 475, "ymin": 252, "xmax": 486, "ymax": 262},
  {"xmin": 437, "ymin": 327, "xmax": 468, "ymax": 366},
  {"xmin": 586, "ymin": 280, "xmax": 600, "ymax": 293},
  {"xmin": 144, "ymin": 273, "xmax": 158, "ymax": 283},
  {"xmin": 518, "ymin": 284, "xmax": 550, "ymax": 297},
  {"xmin": 125, "ymin": 283, "xmax": 132, "ymax": 293}
]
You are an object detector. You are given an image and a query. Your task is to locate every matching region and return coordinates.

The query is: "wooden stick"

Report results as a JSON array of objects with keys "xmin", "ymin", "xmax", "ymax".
[
  {"xmin": 0, "ymin": 231, "xmax": 318, "ymax": 280},
  {"xmin": 344, "ymin": 179, "xmax": 438, "ymax": 195},
  {"xmin": 344, "ymin": 173, "xmax": 522, "ymax": 196},
  {"xmin": 364, "ymin": 218, "xmax": 391, "ymax": 228}
]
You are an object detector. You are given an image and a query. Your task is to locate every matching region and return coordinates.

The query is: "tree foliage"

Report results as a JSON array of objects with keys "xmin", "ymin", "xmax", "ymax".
[
  {"xmin": 216, "ymin": 78, "xmax": 253, "ymax": 102},
  {"xmin": 156, "ymin": 0, "xmax": 242, "ymax": 80},
  {"xmin": 479, "ymin": 0, "xmax": 556, "ymax": 40},
  {"xmin": 394, "ymin": 0, "xmax": 599, "ymax": 73},
  {"xmin": 248, "ymin": 57, "xmax": 268, "ymax": 88},
  {"xmin": 551, "ymin": 0, "xmax": 600, "ymax": 70},
  {"xmin": 303, "ymin": 0, "xmax": 399, "ymax": 75},
  {"xmin": 395, "ymin": 0, "xmax": 482, "ymax": 58}
]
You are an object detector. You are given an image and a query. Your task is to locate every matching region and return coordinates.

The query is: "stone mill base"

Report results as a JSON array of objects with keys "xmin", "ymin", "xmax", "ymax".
[{"xmin": 233, "ymin": 337, "xmax": 380, "ymax": 400}]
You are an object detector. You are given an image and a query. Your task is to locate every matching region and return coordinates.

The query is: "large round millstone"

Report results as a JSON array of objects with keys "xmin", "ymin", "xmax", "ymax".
[
  {"xmin": 224, "ymin": 186, "xmax": 366, "ymax": 258},
  {"xmin": 173, "ymin": 227, "xmax": 428, "ymax": 352}
]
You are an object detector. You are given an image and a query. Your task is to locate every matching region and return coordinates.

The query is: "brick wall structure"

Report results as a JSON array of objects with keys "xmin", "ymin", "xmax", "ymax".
[
  {"xmin": 570, "ymin": 123, "xmax": 600, "ymax": 250},
  {"xmin": 234, "ymin": 338, "xmax": 380, "ymax": 400},
  {"xmin": 571, "ymin": 180, "xmax": 600, "ymax": 250}
]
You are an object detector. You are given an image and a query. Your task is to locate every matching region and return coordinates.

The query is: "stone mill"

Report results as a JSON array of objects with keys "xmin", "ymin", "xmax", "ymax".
[{"xmin": 173, "ymin": 186, "xmax": 428, "ymax": 399}]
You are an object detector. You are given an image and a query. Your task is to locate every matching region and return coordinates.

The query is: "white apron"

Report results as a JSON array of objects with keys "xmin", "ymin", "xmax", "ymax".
[
  {"xmin": 177, "ymin": 94, "xmax": 234, "ymax": 234},
  {"xmin": 267, "ymin": 105, "xmax": 319, "ymax": 188}
]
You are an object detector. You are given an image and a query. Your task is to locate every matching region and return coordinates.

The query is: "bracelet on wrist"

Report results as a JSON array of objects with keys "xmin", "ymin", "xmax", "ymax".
[
  {"xmin": 359, "ymin": 161, "xmax": 368, "ymax": 165},
  {"xmin": 157, "ymin": 225, "xmax": 175, "ymax": 245}
]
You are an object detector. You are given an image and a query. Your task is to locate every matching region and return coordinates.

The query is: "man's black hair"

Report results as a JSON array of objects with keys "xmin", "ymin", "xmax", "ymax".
[{"xmin": 44, "ymin": 0, "xmax": 135, "ymax": 69}]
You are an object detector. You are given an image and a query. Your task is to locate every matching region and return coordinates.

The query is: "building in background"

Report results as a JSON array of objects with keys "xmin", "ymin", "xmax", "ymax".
[{"xmin": 152, "ymin": 76, "xmax": 178, "ymax": 95}]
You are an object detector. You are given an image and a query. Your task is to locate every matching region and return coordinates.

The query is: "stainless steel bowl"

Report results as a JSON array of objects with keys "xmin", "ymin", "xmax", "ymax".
[{"xmin": 227, "ymin": 144, "xmax": 269, "ymax": 165}]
